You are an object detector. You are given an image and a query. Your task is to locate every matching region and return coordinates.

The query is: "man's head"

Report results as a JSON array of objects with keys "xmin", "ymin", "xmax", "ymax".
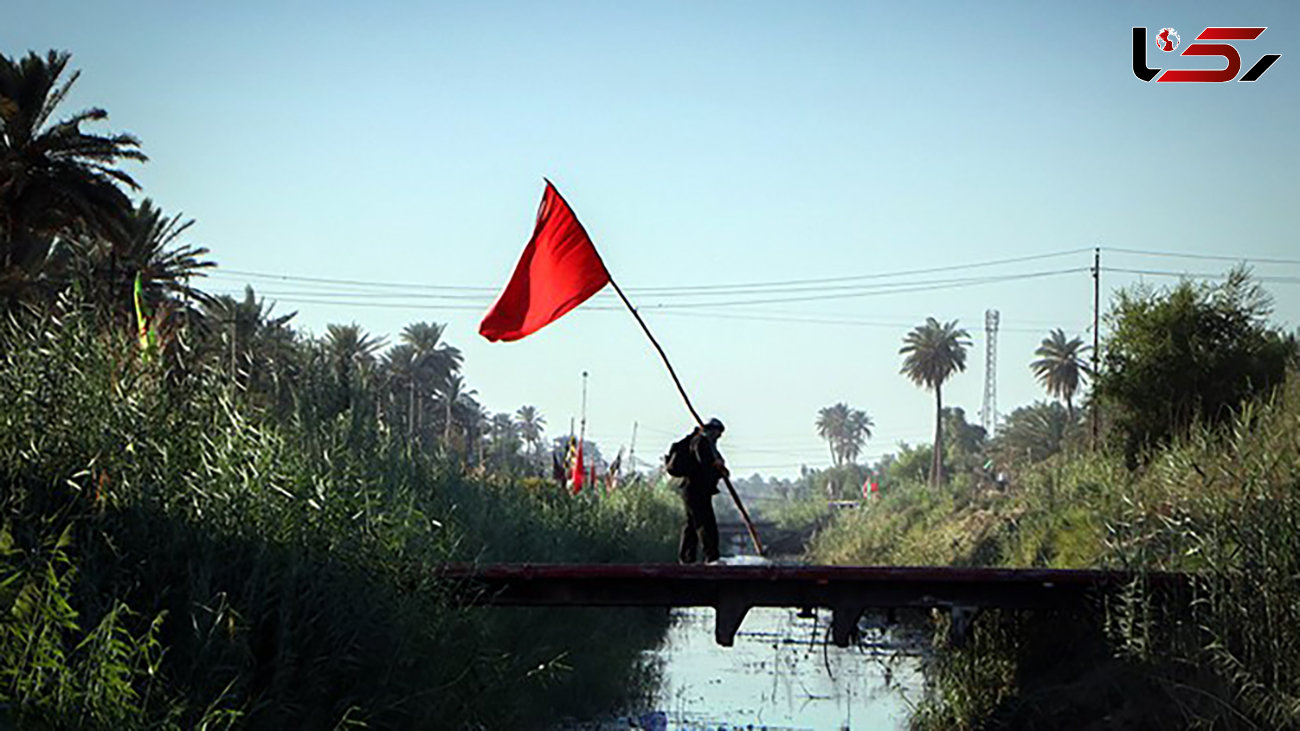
[{"xmin": 702, "ymin": 417, "xmax": 725, "ymax": 438}]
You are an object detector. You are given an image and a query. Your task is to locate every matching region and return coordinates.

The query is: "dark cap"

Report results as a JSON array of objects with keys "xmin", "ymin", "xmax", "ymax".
[{"xmin": 703, "ymin": 417, "xmax": 725, "ymax": 433}]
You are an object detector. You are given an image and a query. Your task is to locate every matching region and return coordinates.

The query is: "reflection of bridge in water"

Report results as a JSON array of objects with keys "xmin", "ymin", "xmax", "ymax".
[{"xmin": 440, "ymin": 563, "xmax": 1188, "ymax": 647}]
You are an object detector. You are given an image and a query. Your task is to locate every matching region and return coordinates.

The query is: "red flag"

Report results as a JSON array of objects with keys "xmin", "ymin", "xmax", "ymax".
[
  {"xmin": 480, "ymin": 181, "xmax": 611, "ymax": 342},
  {"xmin": 571, "ymin": 440, "xmax": 584, "ymax": 495}
]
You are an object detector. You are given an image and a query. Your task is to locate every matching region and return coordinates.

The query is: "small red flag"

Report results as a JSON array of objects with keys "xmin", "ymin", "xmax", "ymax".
[
  {"xmin": 480, "ymin": 181, "xmax": 611, "ymax": 342},
  {"xmin": 571, "ymin": 440, "xmax": 584, "ymax": 495}
]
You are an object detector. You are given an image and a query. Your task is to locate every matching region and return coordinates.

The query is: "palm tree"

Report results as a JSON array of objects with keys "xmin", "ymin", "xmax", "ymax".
[
  {"xmin": 0, "ymin": 50, "xmax": 146, "ymax": 300},
  {"xmin": 401, "ymin": 322, "xmax": 462, "ymax": 382},
  {"xmin": 489, "ymin": 413, "xmax": 520, "ymax": 467},
  {"xmin": 380, "ymin": 343, "xmax": 418, "ymax": 435},
  {"xmin": 515, "ymin": 405, "xmax": 546, "ymax": 458},
  {"xmin": 841, "ymin": 409, "xmax": 874, "ymax": 465},
  {"xmin": 438, "ymin": 374, "xmax": 477, "ymax": 450},
  {"xmin": 71, "ymin": 198, "xmax": 215, "ymax": 329},
  {"xmin": 816, "ymin": 403, "xmax": 874, "ymax": 466},
  {"xmin": 323, "ymin": 323, "xmax": 386, "ymax": 402},
  {"xmin": 114, "ymin": 199, "xmax": 213, "ymax": 303},
  {"xmin": 992, "ymin": 401, "xmax": 1070, "ymax": 466},
  {"xmin": 900, "ymin": 318, "xmax": 971, "ymax": 486},
  {"xmin": 816, "ymin": 403, "xmax": 850, "ymax": 466},
  {"xmin": 400, "ymin": 322, "xmax": 462, "ymax": 441},
  {"xmin": 202, "ymin": 286, "xmax": 297, "ymax": 389},
  {"xmin": 1030, "ymin": 329, "xmax": 1090, "ymax": 420}
]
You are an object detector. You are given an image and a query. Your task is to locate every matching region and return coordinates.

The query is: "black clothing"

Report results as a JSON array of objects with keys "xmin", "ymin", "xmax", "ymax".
[
  {"xmin": 678, "ymin": 486, "xmax": 720, "ymax": 563},
  {"xmin": 685, "ymin": 432, "xmax": 722, "ymax": 494},
  {"xmin": 677, "ymin": 431, "xmax": 724, "ymax": 563}
]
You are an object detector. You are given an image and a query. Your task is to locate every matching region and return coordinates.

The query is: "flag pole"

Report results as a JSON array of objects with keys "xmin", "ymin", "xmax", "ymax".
[
  {"xmin": 579, "ymin": 370, "xmax": 589, "ymax": 497},
  {"xmin": 605, "ymin": 276, "xmax": 765, "ymax": 556}
]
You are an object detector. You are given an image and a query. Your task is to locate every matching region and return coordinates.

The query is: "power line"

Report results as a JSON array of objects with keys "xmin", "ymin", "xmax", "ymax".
[
  {"xmin": 210, "ymin": 269, "xmax": 495, "ymax": 292},
  {"xmin": 618, "ymin": 248, "xmax": 1095, "ymax": 292},
  {"xmin": 210, "ymin": 267, "xmax": 1080, "ymax": 301},
  {"xmin": 208, "ymin": 246, "xmax": 1299, "ymax": 303},
  {"xmin": 1103, "ymin": 267, "xmax": 1300, "ymax": 284},
  {"xmin": 215, "ymin": 247, "xmax": 1097, "ymax": 296},
  {"xmin": 210, "ymin": 267, "xmax": 1088, "ymax": 311},
  {"xmin": 205, "ymin": 293, "xmax": 486, "ymax": 311},
  {"xmin": 643, "ymin": 308, "xmax": 1055, "ymax": 333},
  {"xmin": 593, "ymin": 268, "xmax": 1089, "ymax": 308},
  {"xmin": 1103, "ymin": 247, "xmax": 1300, "ymax": 267}
]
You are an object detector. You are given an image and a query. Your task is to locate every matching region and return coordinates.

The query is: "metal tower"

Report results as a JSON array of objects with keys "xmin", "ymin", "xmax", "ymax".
[{"xmin": 980, "ymin": 309, "xmax": 1000, "ymax": 436}]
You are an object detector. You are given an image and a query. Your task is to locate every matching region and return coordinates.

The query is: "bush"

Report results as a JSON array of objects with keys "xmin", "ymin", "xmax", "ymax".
[{"xmin": 1097, "ymin": 268, "xmax": 1296, "ymax": 465}]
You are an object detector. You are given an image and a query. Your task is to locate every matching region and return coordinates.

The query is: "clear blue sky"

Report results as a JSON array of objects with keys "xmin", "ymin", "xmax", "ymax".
[{"xmin": 7, "ymin": 1, "xmax": 1298, "ymax": 477}]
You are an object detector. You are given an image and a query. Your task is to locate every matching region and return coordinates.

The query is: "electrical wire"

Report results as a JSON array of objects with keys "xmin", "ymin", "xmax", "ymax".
[
  {"xmin": 1102, "ymin": 267, "xmax": 1300, "ymax": 284},
  {"xmin": 211, "ymin": 267, "xmax": 1089, "ymax": 311},
  {"xmin": 1103, "ymin": 247, "xmax": 1300, "ymax": 267},
  {"xmin": 211, "ymin": 247, "xmax": 1095, "ymax": 296}
]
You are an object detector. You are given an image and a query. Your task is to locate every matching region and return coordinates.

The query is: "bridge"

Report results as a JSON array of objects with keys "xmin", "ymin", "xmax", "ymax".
[{"xmin": 440, "ymin": 563, "xmax": 1187, "ymax": 647}]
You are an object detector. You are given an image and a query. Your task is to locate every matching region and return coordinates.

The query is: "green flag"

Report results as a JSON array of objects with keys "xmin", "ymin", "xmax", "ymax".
[{"xmin": 133, "ymin": 273, "xmax": 158, "ymax": 360}]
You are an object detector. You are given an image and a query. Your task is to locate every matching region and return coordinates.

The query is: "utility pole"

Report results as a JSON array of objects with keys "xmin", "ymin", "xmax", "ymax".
[
  {"xmin": 579, "ymin": 371, "xmax": 589, "ymax": 449},
  {"xmin": 1091, "ymin": 247, "xmax": 1101, "ymax": 447}
]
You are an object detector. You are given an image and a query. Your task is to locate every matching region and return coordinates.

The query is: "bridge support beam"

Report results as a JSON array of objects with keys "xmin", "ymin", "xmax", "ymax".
[
  {"xmin": 714, "ymin": 599, "xmax": 751, "ymax": 646},
  {"xmin": 831, "ymin": 603, "xmax": 867, "ymax": 647}
]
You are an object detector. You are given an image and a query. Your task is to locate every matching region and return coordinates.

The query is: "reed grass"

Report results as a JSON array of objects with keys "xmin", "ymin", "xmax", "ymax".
[{"xmin": 0, "ymin": 298, "xmax": 680, "ymax": 729}]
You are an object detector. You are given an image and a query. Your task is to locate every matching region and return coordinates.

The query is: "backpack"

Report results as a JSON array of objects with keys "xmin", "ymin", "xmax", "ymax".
[{"xmin": 663, "ymin": 433, "xmax": 698, "ymax": 477}]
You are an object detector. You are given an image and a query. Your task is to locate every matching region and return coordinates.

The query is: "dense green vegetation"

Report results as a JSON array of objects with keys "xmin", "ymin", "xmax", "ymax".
[
  {"xmin": 1, "ymin": 49, "xmax": 680, "ymax": 728},
  {"xmin": 806, "ymin": 273, "xmax": 1300, "ymax": 728},
  {"xmin": 0, "ymin": 298, "xmax": 678, "ymax": 729}
]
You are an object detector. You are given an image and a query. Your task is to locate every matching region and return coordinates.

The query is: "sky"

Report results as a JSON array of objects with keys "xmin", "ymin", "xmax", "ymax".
[{"xmin": 6, "ymin": 1, "xmax": 1299, "ymax": 478}]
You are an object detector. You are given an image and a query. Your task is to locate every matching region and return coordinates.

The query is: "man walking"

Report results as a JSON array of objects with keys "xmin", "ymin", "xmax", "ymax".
[{"xmin": 673, "ymin": 418, "xmax": 729, "ymax": 564}]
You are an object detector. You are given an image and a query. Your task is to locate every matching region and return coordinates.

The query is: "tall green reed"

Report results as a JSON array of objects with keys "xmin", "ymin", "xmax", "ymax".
[{"xmin": 0, "ymin": 298, "xmax": 679, "ymax": 729}]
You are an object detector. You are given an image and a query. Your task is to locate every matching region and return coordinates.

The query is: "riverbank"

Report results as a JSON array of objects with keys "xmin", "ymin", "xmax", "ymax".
[{"xmin": 806, "ymin": 372, "xmax": 1300, "ymax": 728}]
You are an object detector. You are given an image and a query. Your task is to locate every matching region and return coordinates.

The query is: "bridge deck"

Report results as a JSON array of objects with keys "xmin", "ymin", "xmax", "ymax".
[{"xmin": 440, "ymin": 563, "xmax": 1185, "ymax": 646}]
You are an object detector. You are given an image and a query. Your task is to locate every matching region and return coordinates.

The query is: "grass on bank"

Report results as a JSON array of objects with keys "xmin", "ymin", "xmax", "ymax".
[
  {"xmin": 809, "ymin": 372, "xmax": 1300, "ymax": 729},
  {"xmin": 0, "ymin": 299, "xmax": 680, "ymax": 729}
]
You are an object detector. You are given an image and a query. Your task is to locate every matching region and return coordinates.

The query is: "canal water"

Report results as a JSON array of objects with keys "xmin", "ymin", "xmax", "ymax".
[{"xmin": 567, "ymin": 557, "xmax": 928, "ymax": 730}]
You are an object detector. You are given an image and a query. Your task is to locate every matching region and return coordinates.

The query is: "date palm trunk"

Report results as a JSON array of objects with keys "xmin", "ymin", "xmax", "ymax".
[{"xmin": 932, "ymin": 383, "xmax": 943, "ymax": 487}]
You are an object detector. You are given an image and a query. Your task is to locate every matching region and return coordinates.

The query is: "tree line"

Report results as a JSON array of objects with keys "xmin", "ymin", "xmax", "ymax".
[
  {"xmin": 0, "ymin": 49, "xmax": 555, "ymax": 476},
  {"xmin": 813, "ymin": 274, "xmax": 1295, "ymax": 495}
]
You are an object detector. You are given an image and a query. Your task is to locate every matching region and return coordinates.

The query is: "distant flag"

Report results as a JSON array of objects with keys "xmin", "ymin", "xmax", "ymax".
[
  {"xmin": 862, "ymin": 478, "xmax": 879, "ymax": 498},
  {"xmin": 552, "ymin": 450, "xmax": 565, "ymax": 484},
  {"xmin": 571, "ymin": 439, "xmax": 585, "ymax": 495},
  {"xmin": 607, "ymin": 448, "xmax": 623, "ymax": 491},
  {"xmin": 133, "ymin": 272, "xmax": 158, "ymax": 361},
  {"xmin": 479, "ymin": 181, "xmax": 611, "ymax": 342}
]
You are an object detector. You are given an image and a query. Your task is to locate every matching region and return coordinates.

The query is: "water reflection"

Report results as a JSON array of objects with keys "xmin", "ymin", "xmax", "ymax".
[{"xmin": 645, "ymin": 605, "xmax": 924, "ymax": 730}]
